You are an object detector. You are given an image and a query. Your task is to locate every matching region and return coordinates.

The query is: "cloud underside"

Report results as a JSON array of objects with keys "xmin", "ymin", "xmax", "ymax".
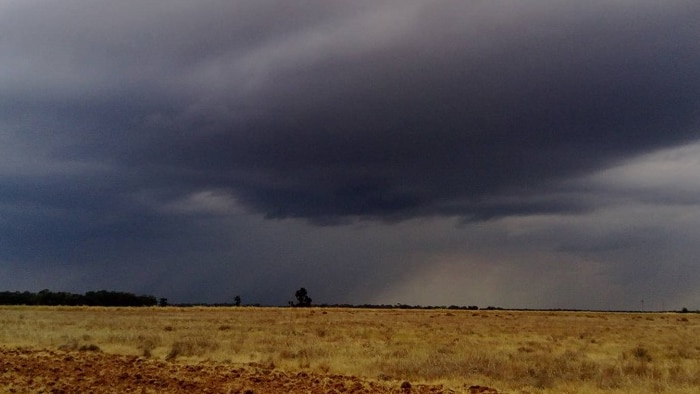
[{"xmin": 2, "ymin": 1, "xmax": 698, "ymax": 223}]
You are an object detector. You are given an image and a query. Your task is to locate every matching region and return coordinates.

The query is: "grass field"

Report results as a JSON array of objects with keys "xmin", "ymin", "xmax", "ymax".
[{"xmin": 1, "ymin": 306, "xmax": 699, "ymax": 393}]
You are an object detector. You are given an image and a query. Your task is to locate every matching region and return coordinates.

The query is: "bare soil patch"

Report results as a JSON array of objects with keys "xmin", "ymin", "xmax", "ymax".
[{"xmin": 0, "ymin": 347, "xmax": 482, "ymax": 393}]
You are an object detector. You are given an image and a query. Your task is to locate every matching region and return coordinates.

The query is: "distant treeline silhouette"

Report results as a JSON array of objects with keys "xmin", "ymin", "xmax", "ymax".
[
  {"xmin": 316, "ymin": 303, "xmax": 484, "ymax": 310},
  {"xmin": 0, "ymin": 289, "xmax": 157, "ymax": 307}
]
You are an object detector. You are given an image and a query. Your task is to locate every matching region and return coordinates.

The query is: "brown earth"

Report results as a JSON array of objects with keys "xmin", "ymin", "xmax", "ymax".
[{"xmin": 0, "ymin": 347, "xmax": 498, "ymax": 393}]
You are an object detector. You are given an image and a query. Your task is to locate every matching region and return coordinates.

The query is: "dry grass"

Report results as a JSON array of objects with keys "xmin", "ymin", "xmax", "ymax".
[{"xmin": 1, "ymin": 306, "xmax": 699, "ymax": 393}]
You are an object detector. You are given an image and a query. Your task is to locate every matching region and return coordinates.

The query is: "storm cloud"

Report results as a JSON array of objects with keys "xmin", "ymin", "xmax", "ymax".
[{"xmin": 1, "ymin": 1, "xmax": 699, "ymax": 308}]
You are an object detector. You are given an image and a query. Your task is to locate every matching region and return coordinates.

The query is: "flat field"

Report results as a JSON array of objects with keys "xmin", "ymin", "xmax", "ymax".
[{"xmin": 0, "ymin": 306, "xmax": 699, "ymax": 393}]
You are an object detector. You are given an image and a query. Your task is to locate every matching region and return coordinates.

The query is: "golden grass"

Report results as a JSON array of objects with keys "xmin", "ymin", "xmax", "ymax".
[{"xmin": 1, "ymin": 306, "xmax": 699, "ymax": 393}]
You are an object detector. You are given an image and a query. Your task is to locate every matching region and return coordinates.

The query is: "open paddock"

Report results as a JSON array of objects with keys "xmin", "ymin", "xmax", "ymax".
[{"xmin": 0, "ymin": 306, "xmax": 698, "ymax": 393}]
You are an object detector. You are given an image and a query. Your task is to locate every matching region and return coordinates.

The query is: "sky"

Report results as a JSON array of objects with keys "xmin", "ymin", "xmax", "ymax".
[{"xmin": 1, "ymin": 1, "xmax": 699, "ymax": 310}]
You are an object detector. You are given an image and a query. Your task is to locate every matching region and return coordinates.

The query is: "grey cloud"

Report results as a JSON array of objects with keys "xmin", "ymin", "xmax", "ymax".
[
  {"xmin": 133, "ymin": 1, "xmax": 700, "ymax": 221},
  {"xmin": 1, "ymin": 1, "xmax": 700, "ymax": 307},
  {"xmin": 3, "ymin": 1, "xmax": 699, "ymax": 223}
]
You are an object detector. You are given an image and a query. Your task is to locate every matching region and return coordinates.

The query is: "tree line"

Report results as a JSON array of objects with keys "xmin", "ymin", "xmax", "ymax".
[
  {"xmin": 0, "ymin": 287, "xmax": 507, "ymax": 310},
  {"xmin": 0, "ymin": 289, "xmax": 158, "ymax": 307}
]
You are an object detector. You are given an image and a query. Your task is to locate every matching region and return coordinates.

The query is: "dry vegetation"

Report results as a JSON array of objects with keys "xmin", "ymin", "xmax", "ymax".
[{"xmin": 1, "ymin": 306, "xmax": 699, "ymax": 393}]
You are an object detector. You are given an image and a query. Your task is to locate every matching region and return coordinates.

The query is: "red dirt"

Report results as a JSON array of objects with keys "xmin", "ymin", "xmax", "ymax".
[{"xmin": 0, "ymin": 347, "xmax": 498, "ymax": 393}]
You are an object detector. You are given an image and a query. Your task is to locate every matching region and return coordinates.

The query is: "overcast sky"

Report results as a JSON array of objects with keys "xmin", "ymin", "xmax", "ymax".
[{"xmin": 1, "ymin": 1, "xmax": 699, "ymax": 309}]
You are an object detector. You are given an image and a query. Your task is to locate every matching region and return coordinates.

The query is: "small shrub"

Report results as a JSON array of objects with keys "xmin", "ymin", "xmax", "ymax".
[
  {"xmin": 632, "ymin": 346, "xmax": 652, "ymax": 362},
  {"xmin": 137, "ymin": 335, "xmax": 160, "ymax": 358},
  {"xmin": 314, "ymin": 328, "xmax": 327, "ymax": 338},
  {"xmin": 78, "ymin": 344, "xmax": 102, "ymax": 352}
]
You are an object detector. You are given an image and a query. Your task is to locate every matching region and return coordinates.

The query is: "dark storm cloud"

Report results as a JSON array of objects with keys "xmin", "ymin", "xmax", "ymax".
[
  {"xmin": 3, "ymin": 1, "xmax": 698, "ymax": 224},
  {"xmin": 1, "ymin": 1, "xmax": 700, "ymax": 306},
  {"xmin": 140, "ymin": 1, "xmax": 700, "ymax": 221}
]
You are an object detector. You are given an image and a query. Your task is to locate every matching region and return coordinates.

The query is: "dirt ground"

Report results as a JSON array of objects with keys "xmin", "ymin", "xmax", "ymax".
[{"xmin": 0, "ymin": 347, "xmax": 498, "ymax": 393}]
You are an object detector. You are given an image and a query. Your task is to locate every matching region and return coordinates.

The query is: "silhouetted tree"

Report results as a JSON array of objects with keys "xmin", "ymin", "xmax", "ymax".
[
  {"xmin": 233, "ymin": 295, "xmax": 241, "ymax": 306},
  {"xmin": 294, "ymin": 287, "xmax": 312, "ymax": 307},
  {"xmin": 159, "ymin": 298, "xmax": 168, "ymax": 307}
]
